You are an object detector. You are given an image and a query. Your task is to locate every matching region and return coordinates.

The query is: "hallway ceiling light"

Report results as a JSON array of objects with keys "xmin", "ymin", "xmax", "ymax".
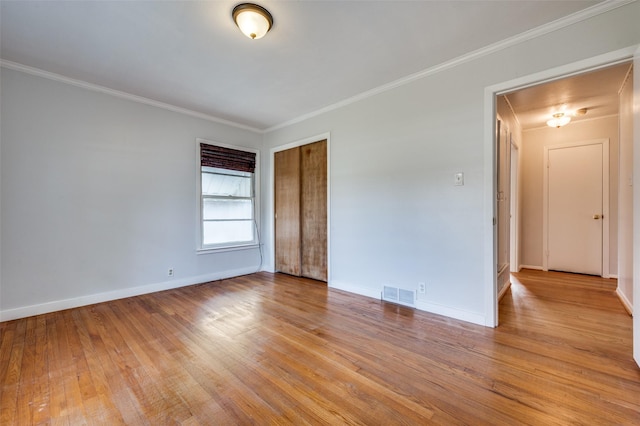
[
  {"xmin": 546, "ymin": 112, "xmax": 571, "ymax": 128},
  {"xmin": 232, "ymin": 3, "xmax": 273, "ymax": 40}
]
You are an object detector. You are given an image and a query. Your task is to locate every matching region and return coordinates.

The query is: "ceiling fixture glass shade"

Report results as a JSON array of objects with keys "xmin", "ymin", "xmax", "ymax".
[
  {"xmin": 232, "ymin": 3, "xmax": 273, "ymax": 40},
  {"xmin": 546, "ymin": 112, "xmax": 571, "ymax": 128}
]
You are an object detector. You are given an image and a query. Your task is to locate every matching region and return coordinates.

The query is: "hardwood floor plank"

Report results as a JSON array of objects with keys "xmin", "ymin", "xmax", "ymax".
[
  {"xmin": 73, "ymin": 308, "xmax": 128, "ymax": 424},
  {"xmin": 30, "ymin": 315, "xmax": 50, "ymax": 424},
  {"xmin": 134, "ymin": 295, "xmax": 287, "ymax": 423},
  {"xmin": 21, "ymin": 316, "xmax": 48, "ymax": 424},
  {"xmin": 260, "ymin": 323, "xmax": 436, "ymax": 424},
  {"xmin": 60, "ymin": 310, "xmax": 94, "ymax": 424},
  {"xmin": 0, "ymin": 320, "xmax": 19, "ymax": 424},
  {"xmin": 1, "ymin": 269, "xmax": 639, "ymax": 424}
]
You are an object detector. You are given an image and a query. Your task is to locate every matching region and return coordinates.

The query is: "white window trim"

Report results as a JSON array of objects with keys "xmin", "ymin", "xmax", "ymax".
[{"xmin": 196, "ymin": 138, "xmax": 260, "ymax": 253}]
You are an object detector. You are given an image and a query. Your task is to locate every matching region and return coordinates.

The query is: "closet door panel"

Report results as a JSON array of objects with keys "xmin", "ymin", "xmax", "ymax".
[
  {"xmin": 300, "ymin": 140, "xmax": 328, "ymax": 281},
  {"xmin": 275, "ymin": 147, "xmax": 301, "ymax": 276}
]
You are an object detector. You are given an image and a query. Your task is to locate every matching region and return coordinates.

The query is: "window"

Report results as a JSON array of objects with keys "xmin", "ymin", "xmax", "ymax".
[{"xmin": 198, "ymin": 141, "xmax": 258, "ymax": 250}]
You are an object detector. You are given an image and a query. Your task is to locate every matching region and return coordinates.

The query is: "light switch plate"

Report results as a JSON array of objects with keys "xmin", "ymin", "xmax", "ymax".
[{"xmin": 454, "ymin": 172, "xmax": 464, "ymax": 186}]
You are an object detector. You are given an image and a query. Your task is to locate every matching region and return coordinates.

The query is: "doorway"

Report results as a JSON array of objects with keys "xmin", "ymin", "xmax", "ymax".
[
  {"xmin": 486, "ymin": 47, "xmax": 639, "ymax": 366},
  {"xmin": 488, "ymin": 57, "xmax": 634, "ymax": 328},
  {"xmin": 274, "ymin": 139, "xmax": 328, "ymax": 282}
]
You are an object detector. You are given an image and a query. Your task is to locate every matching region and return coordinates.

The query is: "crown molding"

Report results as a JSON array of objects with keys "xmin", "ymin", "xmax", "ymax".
[
  {"xmin": 1, "ymin": 0, "xmax": 634, "ymax": 134},
  {"xmin": 0, "ymin": 59, "xmax": 263, "ymax": 134},
  {"xmin": 265, "ymin": 0, "xmax": 636, "ymax": 133}
]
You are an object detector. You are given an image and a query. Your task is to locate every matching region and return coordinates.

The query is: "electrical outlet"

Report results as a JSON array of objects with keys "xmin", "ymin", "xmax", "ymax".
[
  {"xmin": 168, "ymin": 268, "xmax": 174, "ymax": 277},
  {"xmin": 418, "ymin": 282, "xmax": 426, "ymax": 294}
]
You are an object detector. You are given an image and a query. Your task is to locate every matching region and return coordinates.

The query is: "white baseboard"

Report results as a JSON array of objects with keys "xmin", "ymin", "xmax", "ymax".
[
  {"xmin": 616, "ymin": 287, "xmax": 633, "ymax": 316},
  {"xmin": 609, "ymin": 274, "xmax": 618, "ymax": 279},
  {"xmin": 519, "ymin": 264, "xmax": 544, "ymax": 271},
  {"xmin": 497, "ymin": 264, "xmax": 509, "ymax": 276},
  {"xmin": 329, "ymin": 280, "xmax": 486, "ymax": 326},
  {"xmin": 498, "ymin": 281, "xmax": 512, "ymax": 301},
  {"xmin": 4, "ymin": 272, "xmax": 490, "ymax": 327},
  {"xmin": 328, "ymin": 280, "xmax": 382, "ymax": 300},
  {"xmin": 0, "ymin": 266, "xmax": 258, "ymax": 322},
  {"xmin": 415, "ymin": 300, "xmax": 485, "ymax": 326}
]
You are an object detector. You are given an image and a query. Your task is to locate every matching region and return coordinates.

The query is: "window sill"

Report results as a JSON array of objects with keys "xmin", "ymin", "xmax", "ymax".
[{"xmin": 197, "ymin": 244, "xmax": 260, "ymax": 255}]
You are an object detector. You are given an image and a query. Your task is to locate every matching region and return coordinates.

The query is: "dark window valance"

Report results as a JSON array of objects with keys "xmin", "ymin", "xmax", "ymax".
[{"xmin": 200, "ymin": 143, "xmax": 256, "ymax": 173}]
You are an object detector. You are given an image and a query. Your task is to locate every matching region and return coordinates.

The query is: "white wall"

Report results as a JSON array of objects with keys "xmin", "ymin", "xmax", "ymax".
[
  {"xmin": 0, "ymin": 68, "xmax": 262, "ymax": 320},
  {"xmin": 618, "ymin": 69, "xmax": 633, "ymax": 311},
  {"xmin": 520, "ymin": 116, "xmax": 619, "ymax": 274},
  {"xmin": 266, "ymin": 74, "xmax": 488, "ymax": 323},
  {"xmin": 1, "ymin": 2, "xmax": 639, "ymax": 327},
  {"xmin": 262, "ymin": 2, "xmax": 640, "ymax": 325}
]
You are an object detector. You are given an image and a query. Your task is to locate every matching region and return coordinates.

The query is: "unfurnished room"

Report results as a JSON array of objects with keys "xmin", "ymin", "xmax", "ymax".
[{"xmin": 1, "ymin": 1, "xmax": 640, "ymax": 424}]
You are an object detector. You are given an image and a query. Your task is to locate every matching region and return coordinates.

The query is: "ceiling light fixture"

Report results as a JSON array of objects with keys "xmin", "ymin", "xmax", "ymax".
[
  {"xmin": 546, "ymin": 112, "xmax": 571, "ymax": 128},
  {"xmin": 232, "ymin": 3, "xmax": 273, "ymax": 40}
]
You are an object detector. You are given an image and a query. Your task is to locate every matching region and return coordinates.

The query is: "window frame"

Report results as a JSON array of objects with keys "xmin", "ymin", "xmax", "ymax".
[{"xmin": 196, "ymin": 139, "xmax": 260, "ymax": 253}]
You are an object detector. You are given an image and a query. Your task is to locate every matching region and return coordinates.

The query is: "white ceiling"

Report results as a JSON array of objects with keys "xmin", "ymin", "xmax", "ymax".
[
  {"xmin": 504, "ymin": 62, "xmax": 632, "ymax": 130},
  {"xmin": 1, "ymin": 1, "xmax": 603, "ymax": 131}
]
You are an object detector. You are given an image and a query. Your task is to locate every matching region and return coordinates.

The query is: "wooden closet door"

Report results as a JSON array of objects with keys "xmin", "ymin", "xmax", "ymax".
[
  {"xmin": 300, "ymin": 140, "xmax": 327, "ymax": 281},
  {"xmin": 274, "ymin": 147, "xmax": 301, "ymax": 276}
]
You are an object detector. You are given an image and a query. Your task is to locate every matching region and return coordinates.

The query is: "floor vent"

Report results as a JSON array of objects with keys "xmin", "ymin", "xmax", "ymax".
[{"xmin": 382, "ymin": 286, "xmax": 416, "ymax": 307}]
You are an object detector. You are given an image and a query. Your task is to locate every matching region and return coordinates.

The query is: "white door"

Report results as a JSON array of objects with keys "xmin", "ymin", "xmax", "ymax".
[
  {"xmin": 546, "ymin": 142, "xmax": 605, "ymax": 275},
  {"xmin": 510, "ymin": 142, "xmax": 518, "ymax": 272},
  {"xmin": 632, "ymin": 46, "xmax": 639, "ymax": 368},
  {"xmin": 497, "ymin": 120, "xmax": 510, "ymax": 274}
]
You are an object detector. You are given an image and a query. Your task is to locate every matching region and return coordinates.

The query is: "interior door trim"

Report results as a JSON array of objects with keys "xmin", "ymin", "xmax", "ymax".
[{"xmin": 542, "ymin": 138, "xmax": 610, "ymax": 277}]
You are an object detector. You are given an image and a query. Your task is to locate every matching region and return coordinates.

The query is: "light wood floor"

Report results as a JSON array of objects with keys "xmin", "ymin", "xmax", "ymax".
[{"xmin": 1, "ymin": 270, "xmax": 639, "ymax": 424}]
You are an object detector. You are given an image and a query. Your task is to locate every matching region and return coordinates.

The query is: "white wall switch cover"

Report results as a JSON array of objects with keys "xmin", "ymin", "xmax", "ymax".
[{"xmin": 454, "ymin": 172, "xmax": 464, "ymax": 186}]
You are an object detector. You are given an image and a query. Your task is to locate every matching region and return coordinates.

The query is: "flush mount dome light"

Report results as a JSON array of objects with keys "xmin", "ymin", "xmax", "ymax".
[
  {"xmin": 232, "ymin": 3, "xmax": 273, "ymax": 40},
  {"xmin": 546, "ymin": 112, "xmax": 571, "ymax": 128}
]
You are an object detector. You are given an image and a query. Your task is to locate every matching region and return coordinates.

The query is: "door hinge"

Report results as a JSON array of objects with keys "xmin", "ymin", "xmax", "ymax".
[{"xmin": 493, "ymin": 217, "xmax": 497, "ymax": 226}]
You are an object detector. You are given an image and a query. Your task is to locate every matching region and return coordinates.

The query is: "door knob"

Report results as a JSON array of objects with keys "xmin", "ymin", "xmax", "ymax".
[{"xmin": 593, "ymin": 214, "xmax": 602, "ymax": 220}]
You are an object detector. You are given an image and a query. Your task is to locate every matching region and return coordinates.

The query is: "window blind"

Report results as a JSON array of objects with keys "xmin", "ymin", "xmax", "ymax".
[{"xmin": 200, "ymin": 143, "xmax": 256, "ymax": 173}]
